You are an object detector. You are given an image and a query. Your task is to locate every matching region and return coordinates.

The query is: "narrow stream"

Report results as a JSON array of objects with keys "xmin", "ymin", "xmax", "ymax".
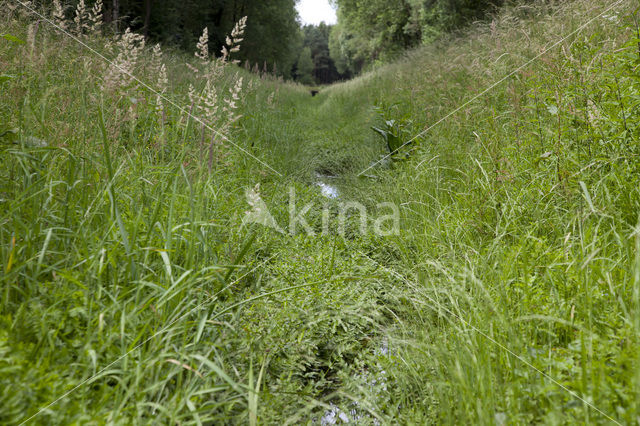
[
  {"xmin": 314, "ymin": 173, "xmax": 339, "ymax": 199},
  {"xmin": 312, "ymin": 173, "xmax": 391, "ymax": 424},
  {"xmin": 319, "ymin": 339, "xmax": 391, "ymax": 425}
]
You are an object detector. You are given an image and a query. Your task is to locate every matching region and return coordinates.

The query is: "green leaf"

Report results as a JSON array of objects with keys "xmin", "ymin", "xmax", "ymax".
[
  {"xmin": 579, "ymin": 181, "xmax": 597, "ymax": 214},
  {"xmin": 371, "ymin": 126, "xmax": 389, "ymax": 142},
  {"xmin": 388, "ymin": 133, "xmax": 402, "ymax": 153},
  {"xmin": 0, "ymin": 74, "xmax": 17, "ymax": 83},
  {"xmin": 0, "ymin": 128, "xmax": 19, "ymax": 138},
  {"xmin": 0, "ymin": 33, "xmax": 25, "ymax": 44},
  {"xmin": 192, "ymin": 355, "xmax": 243, "ymax": 393},
  {"xmin": 224, "ymin": 232, "xmax": 257, "ymax": 282}
]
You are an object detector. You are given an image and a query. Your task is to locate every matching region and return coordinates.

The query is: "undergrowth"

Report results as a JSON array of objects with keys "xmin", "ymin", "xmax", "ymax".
[{"xmin": 1, "ymin": 0, "xmax": 640, "ymax": 424}]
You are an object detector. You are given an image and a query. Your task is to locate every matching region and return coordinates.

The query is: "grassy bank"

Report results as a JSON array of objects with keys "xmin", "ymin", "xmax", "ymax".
[{"xmin": 2, "ymin": 0, "xmax": 640, "ymax": 423}]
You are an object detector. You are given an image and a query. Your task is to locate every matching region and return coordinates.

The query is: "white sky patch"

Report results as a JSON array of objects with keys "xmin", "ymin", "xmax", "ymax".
[{"xmin": 296, "ymin": 0, "xmax": 337, "ymax": 25}]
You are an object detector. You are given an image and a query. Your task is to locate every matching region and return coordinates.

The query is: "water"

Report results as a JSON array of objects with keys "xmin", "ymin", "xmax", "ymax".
[
  {"xmin": 321, "ymin": 406, "xmax": 351, "ymax": 424},
  {"xmin": 310, "ymin": 171, "xmax": 392, "ymax": 423},
  {"xmin": 316, "ymin": 181, "xmax": 339, "ymax": 199},
  {"xmin": 315, "ymin": 173, "xmax": 339, "ymax": 199},
  {"xmin": 318, "ymin": 339, "xmax": 391, "ymax": 425}
]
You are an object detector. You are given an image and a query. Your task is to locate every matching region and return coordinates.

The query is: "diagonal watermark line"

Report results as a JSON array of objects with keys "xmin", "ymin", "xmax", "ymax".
[
  {"xmin": 359, "ymin": 251, "xmax": 622, "ymax": 425},
  {"xmin": 18, "ymin": 252, "xmax": 280, "ymax": 425},
  {"xmin": 12, "ymin": 0, "xmax": 283, "ymax": 177},
  {"xmin": 358, "ymin": 0, "xmax": 625, "ymax": 177}
]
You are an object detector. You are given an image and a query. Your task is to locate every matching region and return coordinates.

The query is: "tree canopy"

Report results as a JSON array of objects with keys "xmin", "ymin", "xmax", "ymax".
[
  {"xmin": 39, "ymin": 0, "xmax": 505, "ymax": 82},
  {"xmin": 329, "ymin": 0, "xmax": 504, "ymax": 74},
  {"xmin": 51, "ymin": 0, "xmax": 302, "ymax": 78},
  {"xmin": 294, "ymin": 23, "xmax": 349, "ymax": 85}
]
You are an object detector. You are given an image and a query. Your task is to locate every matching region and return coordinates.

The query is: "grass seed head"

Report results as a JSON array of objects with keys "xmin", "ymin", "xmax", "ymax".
[
  {"xmin": 221, "ymin": 16, "xmax": 247, "ymax": 64},
  {"xmin": 89, "ymin": 0, "xmax": 103, "ymax": 34},
  {"xmin": 52, "ymin": 0, "xmax": 67, "ymax": 30},
  {"xmin": 27, "ymin": 22, "xmax": 36, "ymax": 59},
  {"xmin": 195, "ymin": 27, "xmax": 209, "ymax": 62},
  {"xmin": 102, "ymin": 28, "xmax": 146, "ymax": 92},
  {"xmin": 74, "ymin": 0, "xmax": 90, "ymax": 36}
]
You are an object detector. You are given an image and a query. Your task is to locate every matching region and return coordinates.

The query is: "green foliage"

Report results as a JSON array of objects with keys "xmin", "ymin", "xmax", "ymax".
[
  {"xmin": 0, "ymin": 32, "xmax": 25, "ymax": 44},
  {"xmin": 295, "ymin": 23, "xmax": 348, "ymax": 85},
  {"xmin": 295, "ymin": 46, "xmax": 315, "ymax": 85},
  {"xmin": 3, "ymin": 0, "xmax": 640, "ymax": 424},
  {"xmin": 371, "ymin": 103, "xmax": 413, "ymax": 158},
  {"xmin": 39, "ymin": 0, "xmax": 302, "ymax": 78},
  {"xmin": 330, "ymin": 1, "xmax": 640, "ymax": 423},
  {"xmin": 1, "ymin": 31, "xmax": 24, "ymax": 84},
  {"xmin": 330, "ymin": 0, "xmax": 503, "ymax": 74}
]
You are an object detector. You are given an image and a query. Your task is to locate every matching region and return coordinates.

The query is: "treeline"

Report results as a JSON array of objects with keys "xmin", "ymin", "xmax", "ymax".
[
  {"xmin": 330, "ymin": 0, "xmax": 504, "ymax": 74},
  {"xmin": 295, "ymin": 23, "xmax": 350, "ymax": 85},
  {"xmin": 36, "ymin": 0, "xmax": 503, "ymax": 83},
  {"xmin": 132, "ymin": 0, "xmax": 301, "ymax": 78},
  {"xmin": 39, "ymin": 0, "xmax": 301, "ymax": 78}
]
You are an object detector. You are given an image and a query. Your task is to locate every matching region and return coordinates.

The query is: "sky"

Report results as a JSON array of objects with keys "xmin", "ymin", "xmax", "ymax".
[{"xmin": 296, "ymin": 0, "xmax": 337, "ymax": 26}]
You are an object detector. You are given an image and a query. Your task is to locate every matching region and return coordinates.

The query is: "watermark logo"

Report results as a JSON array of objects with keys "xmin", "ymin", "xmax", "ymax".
[
  {"xmin": 243, "ymin": 184, "xmax": 399, "ymax": 236},
  {"xmin": 242, "ymin": 184, "xmax": 284, "ymax": 233}
]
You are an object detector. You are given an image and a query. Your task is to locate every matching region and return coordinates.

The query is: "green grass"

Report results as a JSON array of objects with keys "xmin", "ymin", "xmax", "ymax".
[{"xmin": 2, "ymin": 0, "xmax": 640, "ymax": 423}]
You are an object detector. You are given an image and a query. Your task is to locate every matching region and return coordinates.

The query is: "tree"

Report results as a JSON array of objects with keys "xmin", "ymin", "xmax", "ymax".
[
  {"xmin": 296, "ymin": 47, "xmax": 314, "ymax": 85},
  {"xmin": 53, "ymin": 0, "xmax": 302, "ymax": 78},
  {"xmin": 141, "ymin": 0, "xmax": 152, "ymax": 38},
  {"xmin": 330, "ymin": 0, "xmax": 503, "ymax": 75},
  {"xmin": 299, "ymin": 23, "xmax": 347, "ymax": 84},
  {"xmin": 236, "ymin": 0, "xmax": 301, "ymax": 78},
  {"xmin": 112, "ymin": 0, "xmax": 119, "ymax": 32}
]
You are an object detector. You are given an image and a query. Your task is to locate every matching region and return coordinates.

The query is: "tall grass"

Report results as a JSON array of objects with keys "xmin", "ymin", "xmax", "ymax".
[
  {"xmin": 1, "ymin": 0, "xmax": 640, "ymax": 423},
  {"xmin": 330, "ymin": 0, "xmax": 640, "ymax": 423},
  {"xmin": 0, "ymin": 4, "xmax": 391, "ymax": 423}
]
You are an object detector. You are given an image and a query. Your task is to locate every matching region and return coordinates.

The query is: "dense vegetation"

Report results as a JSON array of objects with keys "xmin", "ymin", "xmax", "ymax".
[
  {"xmin": 36, "ymin": 0, "xmax": 302, "ymax": 77},
  {"xmin": 2, "ymin": 0, "xmax": 640, "ymax": 424},
  {"xmin": 297, "ymin": 23, "xmax": 348, "ymax": 85},
  {"xmin": 329, "ymin": 0, "xmax": 504, "ymax": 73},
  {"xmin": 32, "ymin": 0, "xmax": 506, "ymax": 82}
]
